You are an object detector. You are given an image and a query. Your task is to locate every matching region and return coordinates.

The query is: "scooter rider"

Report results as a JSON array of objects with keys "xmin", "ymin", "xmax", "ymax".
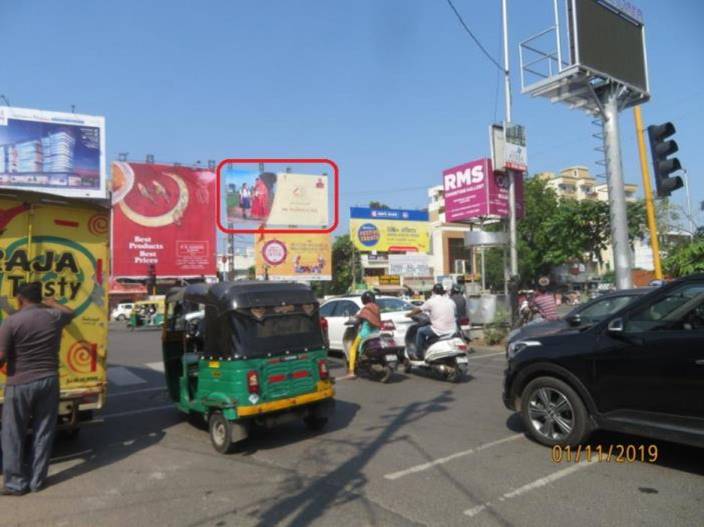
[
  {"xmin": 407, "ymin": 284, "xmax": 456, "ymax": 358},
  {"xmin": 344, "ymin": 291, "xmax": 382, "ymax": 379}
]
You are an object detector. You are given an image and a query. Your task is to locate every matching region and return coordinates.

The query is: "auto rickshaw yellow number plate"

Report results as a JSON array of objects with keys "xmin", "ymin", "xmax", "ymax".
[{"xmin": 208, "ymin": 361, "xmax": 220, "ymax": 368}]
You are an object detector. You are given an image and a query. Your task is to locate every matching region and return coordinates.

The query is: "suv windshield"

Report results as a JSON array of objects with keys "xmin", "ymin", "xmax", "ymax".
[{"xmin": 576, "ymin": 295, "xmax": 637, "ymax": 324}]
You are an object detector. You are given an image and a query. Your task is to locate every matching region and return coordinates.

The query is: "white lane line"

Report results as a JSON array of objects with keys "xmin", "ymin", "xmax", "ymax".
[
  {"xmin": 145, "ymin": 361, "xmax": 165, "ymax": 372},
  {"xmin": 108, "ymin": 366, "xmax": 147, "ymax": 386},
  {"xmin": 109, "ymin": 386, "xmax": 166, "ymax": 398},
  {"xmin": 384, "ymin": 434, "xmax": 523, "ymax": 480},
  {"xmin": 102, "ymin": 404, "xmax": 175, "ymax": 419},
  {"xmin": 464, "ymin": 461, "xmax": 592, "ymax": 517}
]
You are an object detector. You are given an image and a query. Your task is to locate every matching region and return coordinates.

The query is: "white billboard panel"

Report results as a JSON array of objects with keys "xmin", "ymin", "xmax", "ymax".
[{"xmin": 0, "ymin": 106, "xmax": 106, "ymax": 199}]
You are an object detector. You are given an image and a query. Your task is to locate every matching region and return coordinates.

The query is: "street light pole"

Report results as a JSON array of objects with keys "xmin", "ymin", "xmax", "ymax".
[
  {"xmin": 682, "ymin": 169, "xmax": 695, "ymax": 239},
  {"xmin": 502, "ymin": 0, "xmax": 518, "ymax": 281}
]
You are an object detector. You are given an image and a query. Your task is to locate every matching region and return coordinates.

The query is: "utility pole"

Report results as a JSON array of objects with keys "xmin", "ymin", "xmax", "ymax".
[
  {"xmin": 502, "ymin": 0, "xmax": 518, "ymax": 280},
  {"xmin": 682, "ymin": 169, "xmax": 695, "ymax": 239},
  {"xmin": 633, "ymin": 106, "xmax": 663, "ymax": 279},
  {"xmin": 602, "ymin": 88, "xmax": 633, "ymax": 289}
]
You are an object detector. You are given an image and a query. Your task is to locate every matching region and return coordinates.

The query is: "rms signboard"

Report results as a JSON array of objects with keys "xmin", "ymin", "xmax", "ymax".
[{"xmin": 442, "ymin": 158, "xmax": 524, "ymax": 222}]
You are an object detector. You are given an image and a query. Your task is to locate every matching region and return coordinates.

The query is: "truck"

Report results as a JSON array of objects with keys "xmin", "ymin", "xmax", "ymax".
[{"xmin": 0, "ymin": 188, "xmax": 109, "ymax": 434}]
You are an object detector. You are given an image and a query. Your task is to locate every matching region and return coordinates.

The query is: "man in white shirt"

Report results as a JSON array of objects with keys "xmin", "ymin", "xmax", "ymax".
[{"xmin": 407, "ymin": 284, "xmax": 456, "ymax": 358}]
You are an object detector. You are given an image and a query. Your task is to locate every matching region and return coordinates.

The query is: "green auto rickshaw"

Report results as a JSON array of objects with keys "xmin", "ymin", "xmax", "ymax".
[
  {"xmin": 128, "ymin": 298, "xmax": 165, "ymax": 329},
  {"xmin": 162, "ymin": 281, "xmax": 335, "ymax": 453}
]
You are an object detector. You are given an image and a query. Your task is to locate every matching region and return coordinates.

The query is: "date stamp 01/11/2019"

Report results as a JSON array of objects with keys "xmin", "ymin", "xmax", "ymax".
[{"xmin": 552, "ymin": 444, "xmax": 659, "ymax": 464}]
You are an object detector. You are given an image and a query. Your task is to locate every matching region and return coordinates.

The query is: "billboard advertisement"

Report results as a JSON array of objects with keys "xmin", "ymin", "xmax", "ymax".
[
  {"xmin": 255, "ymin": 234, "xmax": 331, "ymax": 281},
  {"xmin": 0, "ymin": 194, "xmax": 108, "ymax": 396},
  {"xmin": 111, "ymin": 162, "xmax": 216, "ymax": 278},
  {"xmin": 388, "ymin": 253, "xmax": 431, "ymax": 277},
  {"xmin": 222, "ymin": 167, "xmax": 329, "ymax": 230},
  {"xmin": 0, "ymin": 106, "xmax": 106, "ymax": 198},
  {"xmin": 349, "ymin": 208, "xmax": 429, "ymax": 253},
  {"xmin": 442, "ymin": 158, "xmax": 524, "ymax": 222}
]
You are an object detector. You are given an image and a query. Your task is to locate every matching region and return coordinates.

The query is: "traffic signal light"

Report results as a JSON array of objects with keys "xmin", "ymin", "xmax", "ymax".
[{"xmin": 647, "ymin": 122, "xmax": 683, "ymax": 197}]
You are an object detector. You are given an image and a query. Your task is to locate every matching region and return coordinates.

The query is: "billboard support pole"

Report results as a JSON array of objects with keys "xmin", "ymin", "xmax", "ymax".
[{"xmin": 602, "ymin": 88, "xmax": 633, "ymax": 289}]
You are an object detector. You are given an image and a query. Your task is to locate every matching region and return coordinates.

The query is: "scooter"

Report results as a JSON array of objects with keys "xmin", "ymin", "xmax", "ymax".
[
  {"xmin": 403, "ymin": 314, "xmax": 469, "ymax": 382},
  {"xmin": 343, "ymin": 318, "xmax": 399, "ymax": 383}
]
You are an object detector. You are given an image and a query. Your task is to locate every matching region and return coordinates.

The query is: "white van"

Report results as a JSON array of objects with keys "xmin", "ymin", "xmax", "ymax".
[{"xmin": 111, "ymin": 302, "xmax": 134, "ymax": 321}]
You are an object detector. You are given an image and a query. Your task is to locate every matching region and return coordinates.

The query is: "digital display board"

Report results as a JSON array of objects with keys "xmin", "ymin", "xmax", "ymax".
[{"xmin": 572, "ymin": 0, "xmax": 648, "ymax": 93}]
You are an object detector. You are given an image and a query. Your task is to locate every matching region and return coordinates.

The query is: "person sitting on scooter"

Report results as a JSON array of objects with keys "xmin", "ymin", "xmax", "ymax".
[
  {"xmin": 345, "ymin": 291, "xmax": 382, "ymax": 378},
  {"xmin": 407, "ymin": 284, "xmax": 456, "ymax": 358},
  {"xmin": 529, "ymin": 277, "xmax": 559, "ymax": 322}
]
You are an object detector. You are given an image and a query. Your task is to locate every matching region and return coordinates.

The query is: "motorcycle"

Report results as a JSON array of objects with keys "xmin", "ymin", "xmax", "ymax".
[
  {"xmin": 342, "ymin": 318, "xmax": 399, "ymax": 383},
  {"xmin": 403, "ymin": 314, "xmax": 469, "ymax": 382}
]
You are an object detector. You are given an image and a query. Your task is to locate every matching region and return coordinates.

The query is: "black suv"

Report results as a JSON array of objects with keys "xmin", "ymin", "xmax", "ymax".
[{"xmin": 503, "ymin": 274, "xmax": 704, "ymax": 448}]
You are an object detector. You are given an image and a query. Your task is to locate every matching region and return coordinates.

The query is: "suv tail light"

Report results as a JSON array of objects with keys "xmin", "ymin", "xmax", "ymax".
[
  {"xmin": 247, "ymin": 370, "xmax": 260, "ymax": 394},
  {"xmin": 320, "ymin": 317, "xmax": 329, "ymax": 335},
  {"xmin": 381, "ymin": 320, "xmax": 396, "ymax": 331},
  {"xmin": 318, "ymin": 359, "xmax": 330, "ymax": 380}
]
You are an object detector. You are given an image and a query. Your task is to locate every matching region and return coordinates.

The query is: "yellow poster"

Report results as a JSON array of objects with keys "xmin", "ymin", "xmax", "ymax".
[
  {"xmin": 255, "ymin": 234, "xmax": 332, "ymax": 281},
  {"xmin": 349, "ymin": 212, "xmax": 430, "ymax": 253},
  {"xmin": 0, "ymin": 193, "xmax": 109, "ymax": 399}
]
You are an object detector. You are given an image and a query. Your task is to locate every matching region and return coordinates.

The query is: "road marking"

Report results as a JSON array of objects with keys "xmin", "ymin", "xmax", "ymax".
[
  {"xmin": 108, "ymin": 366, "xmax": 147, "ymax": 386},
  {"xmin": 145, "ymin": 361, "xmax": 165, "ymax": 372},
  {"xmin": 384, "ymin": 434, "xmax": 523, "ymax": 480},
  {"xmin": 102, "ymin": 404, "xmax": 175, "ymax": 419},
  {"xmin": 464, "ymin": 461, "xmax": 592, "ymax": 518},
  {"xmin": 109, "ymin": 386, "xmax": 166, "ymax": 398}
]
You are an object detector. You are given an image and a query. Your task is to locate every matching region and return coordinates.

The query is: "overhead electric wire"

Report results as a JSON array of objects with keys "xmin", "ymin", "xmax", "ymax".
[{"xmin": 444, "ymin": 0, "xmax": 505, "ymax": 73}]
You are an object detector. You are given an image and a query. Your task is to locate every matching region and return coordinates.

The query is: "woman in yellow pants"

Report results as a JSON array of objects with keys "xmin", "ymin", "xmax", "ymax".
[{"xmin": 345, "ymin": 291, "xmax": 381, "ymax": 378}]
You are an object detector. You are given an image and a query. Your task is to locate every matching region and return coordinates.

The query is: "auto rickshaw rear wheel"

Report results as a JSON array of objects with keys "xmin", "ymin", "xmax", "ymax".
[
  {"xmin": 208, "ymin": 412, "xmax": 237, "ymax": 454},
  {"xmin": 304, "ymin": 416, "xmax": 328, "ymax": 431}
]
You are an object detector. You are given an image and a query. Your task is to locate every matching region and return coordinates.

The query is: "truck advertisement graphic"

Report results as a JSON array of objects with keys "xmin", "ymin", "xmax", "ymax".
[{"xmin": 0, "ymin": 190, "xmax": 109, "ymax": 421}]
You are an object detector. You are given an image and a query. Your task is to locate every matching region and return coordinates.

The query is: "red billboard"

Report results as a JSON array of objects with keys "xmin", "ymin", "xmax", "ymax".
[
  {"xmin": 442, "ymin": 158, "xmax": 524, "ymax": 222},
  {"xmin": 111, "ymin": 162, "xmax": 216, "ymax": 278}
]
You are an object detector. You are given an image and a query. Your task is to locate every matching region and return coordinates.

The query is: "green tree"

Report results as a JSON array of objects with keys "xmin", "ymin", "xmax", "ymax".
[
  {"xmin": 663, "ymin": 231, "xmax": 704, "ymax": 276},
  {"xmin": 369, "ymin": 201, "xmax": 390, "ymax": 210},
  {"xmin": 494, "ymin": 178, "xmax": 647, "ymax": 288},
  {"xmin": 311, "ymin": 235, "xmax": 361, "ymax": 296}
]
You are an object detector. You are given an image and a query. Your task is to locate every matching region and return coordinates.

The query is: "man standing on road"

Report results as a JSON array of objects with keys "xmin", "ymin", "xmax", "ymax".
[
  {"xmin": 0, "ymin": 282, "xmax": 75, "ymax": 496},
  {"xmin": 407, "ymin": 284, "xmax": 456, "ymax": 358},
  {"xmin": 450, "ymin": 285, "xmax": 468, "ymax": 334}
]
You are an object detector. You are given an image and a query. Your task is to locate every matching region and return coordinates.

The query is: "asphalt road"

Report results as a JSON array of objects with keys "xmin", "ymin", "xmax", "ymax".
[{"xmin": 3, "ymin": 325, "xmax": 703, "ymax": 526}]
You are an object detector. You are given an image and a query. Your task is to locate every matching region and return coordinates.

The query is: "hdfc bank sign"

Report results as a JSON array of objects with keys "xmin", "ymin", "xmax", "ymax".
[{"xmin": 442, "ymin": 158, "xmax": 524, "ymax": 222}]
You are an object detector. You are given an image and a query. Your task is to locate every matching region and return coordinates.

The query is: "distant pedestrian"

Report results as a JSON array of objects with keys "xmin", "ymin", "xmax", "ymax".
[
  {"xmin": 530, "ymin": 280, "xmax": 559, "ymax": 322},
  {"xmin": 0, "ymin": 282, "xmax": 75, "ymax": 496}
]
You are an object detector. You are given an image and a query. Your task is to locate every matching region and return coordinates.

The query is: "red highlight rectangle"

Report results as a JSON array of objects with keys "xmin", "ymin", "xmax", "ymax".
[
  {"xmin": 268, "ymin": 374, "xmax": 286, "ymax": 384},
  {"xmin": 291, "ymin": 370, "xmax": 310, "ymax": 379},
  {"xmin": 216, "ymin": 158, "xmax": 339, "ymax": 234}
]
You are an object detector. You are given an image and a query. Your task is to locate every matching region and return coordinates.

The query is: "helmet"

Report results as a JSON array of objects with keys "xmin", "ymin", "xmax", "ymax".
[
  {"xmin": 432, "ymin": 283, "xmax": 445, "ymax": 295},
  {"xmin": 361, "ymin": 291, "xmax": 376, "ymax": 304}
]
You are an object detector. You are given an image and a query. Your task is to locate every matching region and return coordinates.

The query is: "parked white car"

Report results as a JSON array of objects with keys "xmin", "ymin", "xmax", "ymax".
[
  {"xmin": 319, "ymin": 296, "xmax": 415, "ymax": 358},
  {"xmin": 111, "ymin": 302, "xmax": 134, "ymax": 321}
]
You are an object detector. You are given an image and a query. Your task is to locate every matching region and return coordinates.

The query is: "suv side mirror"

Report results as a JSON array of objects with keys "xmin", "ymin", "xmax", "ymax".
[
  {"xmin": 566, "ymin": 314, "xmax": 582, "ymax": 327},
  {"xmin": 607, "ymin": 317, "xmax": 624, "ymax": 333}
]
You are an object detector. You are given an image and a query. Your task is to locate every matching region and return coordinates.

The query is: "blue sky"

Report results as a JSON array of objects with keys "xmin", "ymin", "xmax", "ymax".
[{"xmin": 1, "ymin": 0, "xmax": 702, "ymax": 239}]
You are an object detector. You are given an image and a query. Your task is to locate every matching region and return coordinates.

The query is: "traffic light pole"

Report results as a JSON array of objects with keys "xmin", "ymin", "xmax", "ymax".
[
  {"xmin": 633, "ymin": 106, "xmax": 663, "ymax": 279},
  {"xmin": 602, "ymin": 89, "xmax": 633, "ymax": 289}
]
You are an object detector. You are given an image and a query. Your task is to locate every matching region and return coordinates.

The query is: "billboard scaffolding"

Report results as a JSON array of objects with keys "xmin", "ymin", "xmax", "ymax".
[{"xmin": 518, "ymin": 0, "xmax": 650, "ymax": 290}]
